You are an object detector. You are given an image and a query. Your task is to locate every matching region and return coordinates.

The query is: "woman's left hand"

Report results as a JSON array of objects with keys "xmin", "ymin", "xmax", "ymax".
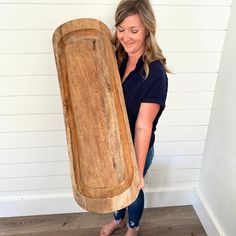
[{"xmin": 138, "ymin": 176, "xmax": 145, "ymax": 190}]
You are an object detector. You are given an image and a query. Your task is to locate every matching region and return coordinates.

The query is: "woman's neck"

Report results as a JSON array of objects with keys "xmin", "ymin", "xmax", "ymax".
[
  {"xmin": 122, "ymin": 52, "xmax": 142, "ymax": 83},
  {"xmin": 127, "ymin": 47, "xmax": 144, "ymax": 64},
  {"xmin": 127, "ymin": 53, "xmax": 142, "ymax": 67}
]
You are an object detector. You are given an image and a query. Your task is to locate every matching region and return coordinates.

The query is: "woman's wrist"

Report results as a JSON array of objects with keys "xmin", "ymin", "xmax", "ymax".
[{"xmin": 139, "ymin": 170, "xmax": 144, "ymax": 179}]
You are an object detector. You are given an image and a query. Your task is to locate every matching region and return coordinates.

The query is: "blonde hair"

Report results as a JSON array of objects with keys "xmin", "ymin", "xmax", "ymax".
[{"xmin": 113, "ymin": 0, "xmax": 170, "ymax": 77}]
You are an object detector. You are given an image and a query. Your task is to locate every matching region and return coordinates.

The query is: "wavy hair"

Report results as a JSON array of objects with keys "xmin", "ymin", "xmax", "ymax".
[{"xmin": 113, "ymin": 0, "xmax": 170, "ymax": 77}]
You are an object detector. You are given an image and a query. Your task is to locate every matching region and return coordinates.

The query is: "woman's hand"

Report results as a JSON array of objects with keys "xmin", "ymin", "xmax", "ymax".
[{"xmin": 138, "ymin": 176, "xmax": 145, "ymax": 190}]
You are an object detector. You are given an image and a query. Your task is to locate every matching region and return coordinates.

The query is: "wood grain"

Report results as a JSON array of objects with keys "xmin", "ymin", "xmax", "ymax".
[{"xmin": 52, "ymin": 18, "xmax": 140, "ymax": 213}]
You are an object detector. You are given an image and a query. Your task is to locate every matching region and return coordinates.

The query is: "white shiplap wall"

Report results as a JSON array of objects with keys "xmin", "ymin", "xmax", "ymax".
[{"xmin": 0, "ymin": 0, "xmax": 231, "ymax": 216}]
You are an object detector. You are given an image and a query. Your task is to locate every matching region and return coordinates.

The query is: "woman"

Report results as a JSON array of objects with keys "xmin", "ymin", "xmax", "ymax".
[{"xmin": 100, "ymin": 0, "xmax": 168, "ymax": 235}]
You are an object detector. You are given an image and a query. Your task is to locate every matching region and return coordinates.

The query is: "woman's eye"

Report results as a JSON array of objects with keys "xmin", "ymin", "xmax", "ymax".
[
  {"xmin": 131, "ymin": 30, "xmax": 138, "ymax": 34},
  {"xmin": 117, "ymin": 28, "xmax": 124, "ymax": 32}
]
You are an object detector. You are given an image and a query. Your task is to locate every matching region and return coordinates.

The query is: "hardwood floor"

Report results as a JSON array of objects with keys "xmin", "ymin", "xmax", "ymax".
[{"xmin": 0, "ymin": 205, "xmax": 207, "ymax": 236}]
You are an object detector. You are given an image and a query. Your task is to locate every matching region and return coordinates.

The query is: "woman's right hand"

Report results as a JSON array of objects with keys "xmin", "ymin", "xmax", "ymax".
[{"xmin": 138, "ymin": 176, "xmax": 145, "ymax": 190}]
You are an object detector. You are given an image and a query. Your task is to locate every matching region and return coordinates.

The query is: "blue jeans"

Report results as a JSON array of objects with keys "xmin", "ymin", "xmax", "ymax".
[{"xmin": 113, "ymin": 146, "xmax": 154, "ymax": 229}]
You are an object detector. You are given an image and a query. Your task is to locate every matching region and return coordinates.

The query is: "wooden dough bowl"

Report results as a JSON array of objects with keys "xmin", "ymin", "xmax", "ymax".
[{"xmin": 52, "ymin": 18, "xmax": 140, "ymax": 213}]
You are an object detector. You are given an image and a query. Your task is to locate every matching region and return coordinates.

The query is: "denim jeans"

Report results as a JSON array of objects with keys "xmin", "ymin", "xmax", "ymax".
[{"xmin": 113, "ymin": 146, "xmax": 154, "ymax": 229}]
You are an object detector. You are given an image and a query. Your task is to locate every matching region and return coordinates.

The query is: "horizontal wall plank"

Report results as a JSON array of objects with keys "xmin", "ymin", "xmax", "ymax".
[
  {"xmin": 0, "ymin": 188, "xmax": 71, "ymax": 198},
  {"xmin": 0, "ymin": 126, "xmax": 207, "ymax": 161},
  {"xmin": 0, "ymin": 114, "xmax": 65, "ymax": 132},
  {"xmin": 0, "ymin": 169, "xmax": 199, "ymax": 192},
  {"xmin": 147, "ymin": 169, "xmax": 200, "ymax": 183},
  {"xmin": 0, "ymin": 161, "xmax": 70, "ymax": 178},
  {"xmin": 0, "ymin": 146, "xmax": 68, "ymax": 164},
  {"xmin": 167, "ymin": 52, "xmax": 221, "ymax": 73},
  {"xmin": 0, "ymin": 128, "xmax": 206, "ymax": 152},
  {"xmin": 155, "ymin": 141, "xmax": 205, "ymax": 156},
  {"xmin": 0, "ymin": 5, "xmax": 230, "ymax": 30},
  {"xmin": 0, "ymin": 53, "xmax": 221, "ymax": 76},
  {"xmin": 166, "ymin": 92, "xmax": 214, "ymax": 109},
  {"xmin": 0, "ymin": 76, "xmax": 60, "ymax": 96},
  {"xmin": 0, "ymin": 124, "xmax": 207, "ymax": 150},
  {"xmin": 0, "ymin": 54, "xmax": 56, "ymax": 76},
  {"xmin": 146, "ymin": 181, "xmax": 197, "ymax": 191},
  {"xmin": 0, "ymin": 30, "xmax": 54, "ymax": 54},
  {"xmin": 0, "ymin": 0, "xmax": 232, "ymax": 6},
  {"xmin": 0, "ymin": 131, "xmax": 67, "ymax": 149},
  {"xmin": 156, "ymin": 126, "xmax": 208, "ymax": 141},
  {"xmin": 155, "ymin": 6, "xmax": 230, "ymax": 30},
  {"xmin": 0, "ymin": 181, "xmax": 197, "ymax": 198},
  {"xmin": 0, "ymin": 4, "xmax": 115, "ymax": 30},
  {"xmin": 151, "ymin": 155, "xmax": 203, "ymax": 169},
  {"xmin": 158, "ymin": 109, "xmax": 210, "ymax": 127},
  {"xmin": 0, "ymin": 109, "xmax": 209, "ymax": 133},
  {"xmin": 0, "ymin": 132, "xmax": 205, "ymax": 155},
  {"xmin": 0, "ymin": 92, "xmax": 213, "ymax": 114},
  {"xmin": 152, "ymin": 0, "xmax": 232, "ymax": 6},
  {"xmin": 0, "ymin": 176, "xmax": 71, "ymax": 192},
  {"xmin": 0, "ymin": 30, "xmax": 226, "ymax": 54},
  {"xmin": 158, "ymin": 30, "xmax": 226, "ymax": 53},
  {"xmin": 0, "ymin": 73, "xmax": 217, "ymax": 96},
  {"xmin": 0, "ymin": 180, "xmax": 198, "ymax": 198},
  {"xmin": 168, "ymin": 73, "xmax": 217, "ymax": 92},
  {"xmin": 0, "ymin": 96, "xmax": 63, "ymax": 114},
  {"xmin": 0, "ymin": 158, "xmax": 201, "ymax": 179},
  {"xmin": 0, "ymin": 147, "xmax": 203, "ymax": 170}
]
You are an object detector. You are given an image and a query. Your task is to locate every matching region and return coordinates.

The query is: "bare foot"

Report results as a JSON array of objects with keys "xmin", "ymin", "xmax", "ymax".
[
  {"xmin": 100, "ymin": 219, "xmax": 126, "ymax": 236},
  {"xmin": 125, "ymin": 227, "xmax": 139, "ymax": 236}
]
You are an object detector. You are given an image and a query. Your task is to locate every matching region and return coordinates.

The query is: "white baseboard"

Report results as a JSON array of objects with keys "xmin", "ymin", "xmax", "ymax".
[
  {"xmin": 144, "ymin": 186, "xmax": 196, "ymax": 208},
  {"xmin": 0, "ymin": 193, "xmax": 85, "ymax": 217},
  {"xmin": 0, "ymin": 187, "xmax": 225, "ymax": 236},
  {"xmin": 193, "ymin": 188, "xmax": 225, "ymax": 236}
]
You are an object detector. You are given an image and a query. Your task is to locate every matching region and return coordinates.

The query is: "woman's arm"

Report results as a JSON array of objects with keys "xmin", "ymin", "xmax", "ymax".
[{"xmin": 134, "ymin": 102, "xmax": 160, "ymax": 189}]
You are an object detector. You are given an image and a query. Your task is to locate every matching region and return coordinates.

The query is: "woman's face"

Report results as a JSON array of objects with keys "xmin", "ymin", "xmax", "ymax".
[{"xmin": 116, "ymin": 14, "xmax": 147, "ymax": 57}]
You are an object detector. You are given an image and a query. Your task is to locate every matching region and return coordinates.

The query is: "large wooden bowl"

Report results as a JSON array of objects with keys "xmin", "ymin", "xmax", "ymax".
[{"xmin": 52, "ymin": 18, "xmax": 140, "ymax": 213}]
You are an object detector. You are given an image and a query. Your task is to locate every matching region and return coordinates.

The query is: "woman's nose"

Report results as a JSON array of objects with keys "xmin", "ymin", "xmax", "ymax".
[{"xmin": 123, "ymin": 31, "xmax": 130, "ymax": 42}]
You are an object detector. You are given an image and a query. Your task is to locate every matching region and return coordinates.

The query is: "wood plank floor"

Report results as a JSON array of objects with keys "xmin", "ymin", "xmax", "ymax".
[{"xmin": 0, "ymin": 205, "xmax": 207, "ymax": 236}]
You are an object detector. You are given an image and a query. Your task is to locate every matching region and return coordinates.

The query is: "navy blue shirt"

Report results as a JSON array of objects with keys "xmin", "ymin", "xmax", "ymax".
[{"xmin": 119, "ymin": 54, "xmax": 168, "ymax": 148}]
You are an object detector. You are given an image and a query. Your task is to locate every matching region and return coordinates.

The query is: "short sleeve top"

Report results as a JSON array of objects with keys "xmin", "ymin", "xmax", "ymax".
[{"xmin": 119, "ymin": 54, "xmax": 168, "ymax": 148}]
